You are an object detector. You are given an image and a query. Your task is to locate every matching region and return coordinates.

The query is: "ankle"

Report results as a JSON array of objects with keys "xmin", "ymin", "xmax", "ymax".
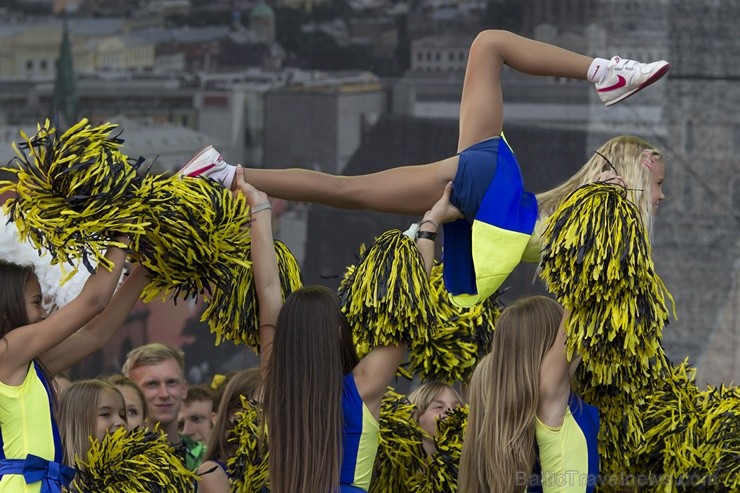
[
  {"xmin": 218, "ymin": 164, "xmax": 237, "ymax": 190},
  {"xmin": 587, "ymin": 58, "xmax": 610, "ymax": 84}
]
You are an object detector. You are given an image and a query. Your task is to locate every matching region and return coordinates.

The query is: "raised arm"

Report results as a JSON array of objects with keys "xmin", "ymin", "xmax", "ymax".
[
  {"xmin": 537, "ymin": 308, "xmax": 575, "ymax": 427},
  {"xmin": 0, "ymin": 239, "xmax": 130, "ymax": 386},
  {"xmin": 40, "ymin": 264, "xmax": 150, "ymax": 375},
  {"xmin": 354, "ymin": 182, "xmax": 461, "ymax": 418},
  {"xmin": 232, "ymin": 166, "xmax": 280, "ymax": 381}
]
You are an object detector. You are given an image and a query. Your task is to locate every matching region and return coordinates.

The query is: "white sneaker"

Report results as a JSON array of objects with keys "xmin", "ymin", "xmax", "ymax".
[
  {"xmin": 595, "ymin": 56, "xmax": 670, "ymax": 106},
  {"xmin": 179, "ymin": 145, "xmax": 228, "ymax": 179}
]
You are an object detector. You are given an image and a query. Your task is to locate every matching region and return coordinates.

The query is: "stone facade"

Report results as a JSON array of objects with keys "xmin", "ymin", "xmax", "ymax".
[{"xmin": 656, "ymin": 0, "xmax": 740, "ymax": 386}]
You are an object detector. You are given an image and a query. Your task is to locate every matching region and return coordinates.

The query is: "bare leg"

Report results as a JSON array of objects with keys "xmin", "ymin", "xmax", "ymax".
[
  {"xmin": 458, "ymin": 30, "xmax": 592, "ymax": 151},
  {"xmin": 241, "ymin": 155, "xmax": 459, "ymax": 216},
  {"xmin": 237, "ymin": 31, "xmax": 592, "ymax": 214}
]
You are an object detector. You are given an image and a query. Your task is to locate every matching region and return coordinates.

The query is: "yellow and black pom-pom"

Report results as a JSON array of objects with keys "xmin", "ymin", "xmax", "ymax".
[
  {"xmin": 72, "ymin": 426, "xmax": 196, "ymax": 492},
  {"xmin": 636, "ymin": 360, "xmax": 740, "ymax": 492},
  {"xmin": 539, "ymin": 182, "xmax": 678, "ymax": 489},
  {"xmin": 579, "ymin": 382, "xmax": 648, "ymax": 483},
  {"xmin": 0, "ymin": 118, "xmax": 303, "ymax": 352},
  {"xmin": 136, "ymin": 177, "xmax": 300, "ymax": 349},
  {"xmin": 407, "ymin": 405, "xmax": 468, "ymax": 493},
  {"xmin": 228, "ymin": 396, "xmax": 269, "ymax": 493},
  {"xmin": 370, "ymin": 387, "xmax": 426, "ymax": 493},
  {"xmin": 136, "ymin": 174, "xmax": 252, "ymax": 303},
  {"xmin": 539, "ymin": 183, "xmax": 675, "ymax": 393},
  {"xmin": 409, "ymin": 262, "xmax": 499, "ymax": 384},
  {"xmin": 339, "ymin": 230, "xmax": 435, "ymax": 357},
  {"xmin": 0, "ymin": 118, "xmax": 148, "ymax": 276},
  {"xmin": 202, "ymin": 238, "xmax": 303, "ymax": 348}
]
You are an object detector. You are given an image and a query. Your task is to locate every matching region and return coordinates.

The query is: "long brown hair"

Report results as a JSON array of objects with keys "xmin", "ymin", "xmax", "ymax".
[
  {"xmin": 263, "ymin": 285, "xmax": 358, "ymax": 493},
  {"xmin": 205, "ymin": 368, "xmax": 263, "ymax": 463},
  {"xmin": 458, "ymin": 296, "xmax": 563, "ymax": 493},
  {"xmin": 0, "ymin": 260, "xmax": 58, "ymax": 406}
]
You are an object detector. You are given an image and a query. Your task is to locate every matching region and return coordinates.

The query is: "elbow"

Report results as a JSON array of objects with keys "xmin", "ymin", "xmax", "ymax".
[{"xmin": 81, "ymin": 291, "xmax": 110, "ymax": 318}]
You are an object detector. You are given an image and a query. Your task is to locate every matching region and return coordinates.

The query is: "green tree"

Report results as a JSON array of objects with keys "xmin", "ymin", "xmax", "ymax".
[{"xmin": 52, "ymin": 21, "xmax": 77, "ymax": 126}]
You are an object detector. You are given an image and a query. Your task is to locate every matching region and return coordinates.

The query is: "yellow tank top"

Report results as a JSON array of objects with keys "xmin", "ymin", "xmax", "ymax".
[
  {"xmin": 532, "ymin": 397, "xmax": 599, "ymax": 493},
  {"xmin": 0, "ymin": 361, "xmax": 61, "ymax": 493}
]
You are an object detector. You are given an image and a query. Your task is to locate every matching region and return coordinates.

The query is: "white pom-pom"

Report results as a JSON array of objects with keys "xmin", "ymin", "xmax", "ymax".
[{"xmin": 0, "ymin": 211, "xmax": 90, "ymax": 311}]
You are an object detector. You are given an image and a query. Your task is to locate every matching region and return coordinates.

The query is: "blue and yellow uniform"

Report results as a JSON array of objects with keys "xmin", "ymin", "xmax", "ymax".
[
  {"xmin": 0, "ymin": 360, "xmax": 75, "ymax": 493},
  {"xmin": 339, "ymin": 374, "xmax": 379, "ymax": 492},
  {"xmin": 528, "ymin": 395, "xmax": 600, "ymax": 493},
  {"xmin": 444, "ymin": 135, "xmax": 539, "ymax": 307}
]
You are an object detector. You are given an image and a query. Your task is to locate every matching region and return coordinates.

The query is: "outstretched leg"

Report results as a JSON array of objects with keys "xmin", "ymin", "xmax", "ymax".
[
  {"xmin": 180, "ymin": 30, "xmax": 668, "ymax": 215},
  {"xmin": 179, "ymin": 145, "xmax": 457, "ymax": 216},
  {"xmin": 458, "ymin": 29, "xmax": 670, "ymax": 150},
  {"xmin": 458, "ymin": 29, "xmax": 591, "ymax": 151},
  {"xmin": 240, "ymin": 156, "xmax": 458, "ymax": 216}
]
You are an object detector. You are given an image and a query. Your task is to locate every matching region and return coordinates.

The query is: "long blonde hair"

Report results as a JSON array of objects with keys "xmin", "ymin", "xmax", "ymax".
[
  {"xmin": 458, "ymin": 296, "xmax": 563, "ymax": 493},
  {"xmin": 58, "ymin": 379, "xmax": 125, "ymax": 466},
  {"xmin": 536, "ymin": 135, "xmax": 663, "ymax": 238}
]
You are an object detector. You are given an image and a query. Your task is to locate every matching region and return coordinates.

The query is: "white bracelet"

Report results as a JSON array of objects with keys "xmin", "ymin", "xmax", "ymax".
[
  {"xmin": 403, "ymin": 222, "xmax": 420, "ymax": 239},
  {"xmin": 251, "ymin": 202, "xmax": 271, "ymax": 214}
]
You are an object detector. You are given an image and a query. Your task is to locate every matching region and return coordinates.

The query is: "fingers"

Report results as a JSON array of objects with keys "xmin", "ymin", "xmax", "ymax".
[
  {"xmin": 232, "ymin": 167, "xmax": 269, "ymax": 208},
  {"xmin": 595, "ymin": 171, "xmax": 625, "ymax": 188}
]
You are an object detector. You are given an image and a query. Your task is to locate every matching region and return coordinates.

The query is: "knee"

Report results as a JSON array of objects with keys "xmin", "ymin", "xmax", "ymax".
[{"xmin": 470, "ymin": 30, "xmax": 511, "ymax": 58}]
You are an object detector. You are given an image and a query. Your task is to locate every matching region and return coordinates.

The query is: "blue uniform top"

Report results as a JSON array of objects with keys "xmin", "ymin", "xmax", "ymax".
[
  {"xmin": 443, "ymin": 135, "xmax": 539, "ymax": 307},
  {"xmin": 339, "ymin": 373, "xmax": 379, "ymax": 492}
]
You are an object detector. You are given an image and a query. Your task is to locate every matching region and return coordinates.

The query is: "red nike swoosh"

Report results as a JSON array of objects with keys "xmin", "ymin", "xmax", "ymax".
[
  {"xmin": 597, "ymin": 75, "xmax": 627, "ymax": 92},
  {"xmin": 189, "ymin": 163, "xmax": 216, "ymax": 177}
]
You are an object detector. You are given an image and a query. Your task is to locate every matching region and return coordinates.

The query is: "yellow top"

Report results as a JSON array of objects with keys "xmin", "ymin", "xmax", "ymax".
[
  {"xmin": 533, "ymin": 403, "xmax": 599, "ymax": 493},
  {"xmin": 0, "ymin": 361, "xmax": 59, "ymax": 493}
]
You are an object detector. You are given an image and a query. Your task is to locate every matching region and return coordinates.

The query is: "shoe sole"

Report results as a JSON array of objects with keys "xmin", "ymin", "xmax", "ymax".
[
  {"xmin": 179, "ymin": 145, "xmax": 215, "ymax": 177},
  {"xmin": 604, "ymin": 63, "xmax": 671, "ymax": 107}
]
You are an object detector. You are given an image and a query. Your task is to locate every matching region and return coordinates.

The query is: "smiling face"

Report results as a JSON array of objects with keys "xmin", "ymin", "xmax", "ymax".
[
  {"xmin": 129, "ymin": 359, "xmax": 188, "ymax": 430},
  {"xmin": 24, "ymin": 277, "xmax": 47, "ymax": 324},
  {"xmin": 417, "ymin": 387, "xmax": 462, "ymax": 437},
  {"xmin": 95, "ymin": 388, "xmax": 127, "ymax": 441}
]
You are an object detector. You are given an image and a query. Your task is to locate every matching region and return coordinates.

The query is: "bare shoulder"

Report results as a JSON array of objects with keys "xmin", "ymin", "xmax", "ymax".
[{"xmin": 197, "ymin": 460, "xmax": 230, "ymax": 493}]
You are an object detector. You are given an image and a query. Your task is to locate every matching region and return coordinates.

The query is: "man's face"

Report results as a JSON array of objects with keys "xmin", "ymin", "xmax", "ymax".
[
  {"xmin": 178, "ymin": 399, "xmax": 215, "ymax": 444},
  {"xmin": 129, "ymin": 359, "xmax": 188, "ymax": 428}
]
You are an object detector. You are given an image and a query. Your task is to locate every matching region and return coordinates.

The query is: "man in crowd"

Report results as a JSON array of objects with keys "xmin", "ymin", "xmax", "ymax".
[
  {"xmin": 123, "ymin": 343, "xmax": 206, "ymax": 470},
  {"xmin": 179, "ymin": 384, "xmax": 216, "ymax": 446}
]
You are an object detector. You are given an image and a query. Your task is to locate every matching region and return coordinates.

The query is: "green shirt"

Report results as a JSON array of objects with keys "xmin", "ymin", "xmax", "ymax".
[{"xmin": 176, "ymin": 434, "xmax": 207, "ymax": 471}]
